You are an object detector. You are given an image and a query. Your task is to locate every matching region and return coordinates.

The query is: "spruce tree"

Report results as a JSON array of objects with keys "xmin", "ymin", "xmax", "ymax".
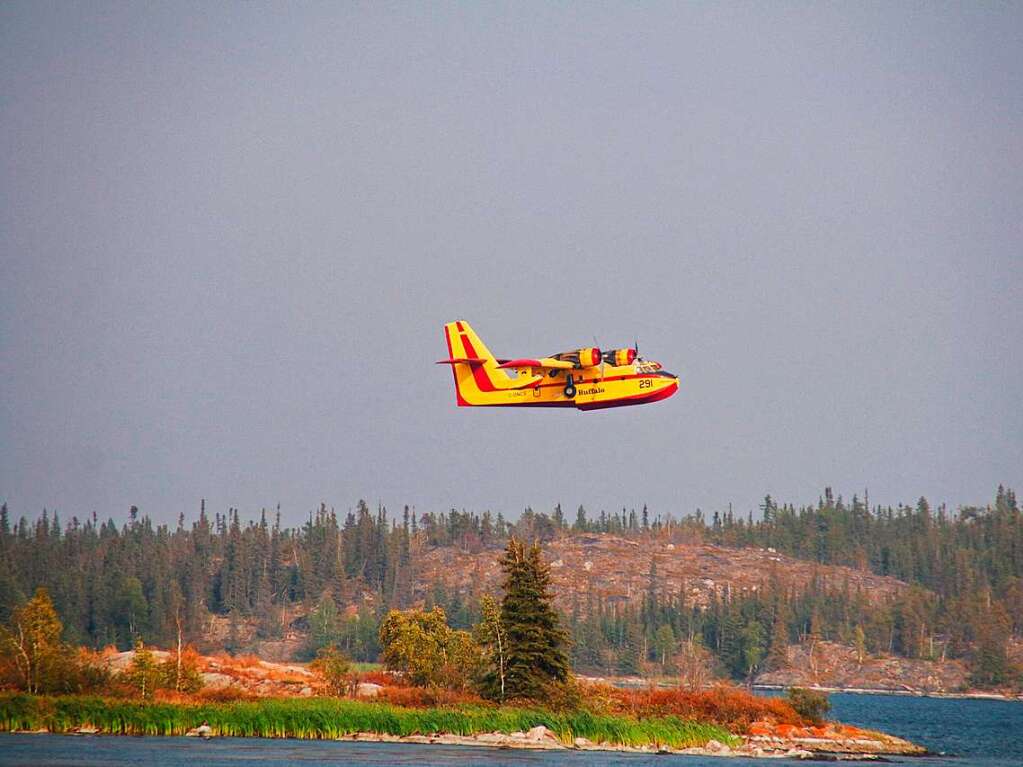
[
  {"xmin": 767, "ymin": 600, "xmax": 791, "ymax": 670},
  {"xmin": 499, "ymin": 538, "xmax": 569, "ymax": 700},
  {"xmin": 125, "ymin": 640, "xmax": 160, "ymax": 700}
]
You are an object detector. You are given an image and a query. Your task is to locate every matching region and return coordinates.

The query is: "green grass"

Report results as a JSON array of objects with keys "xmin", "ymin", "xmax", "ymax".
[
  {"xmin": 350, "ymin": 662, "xmax": 383, "ymax": 673},
  {"xmin": 0, "ymin": 694, "xmax": 737, "ymax": 749}
]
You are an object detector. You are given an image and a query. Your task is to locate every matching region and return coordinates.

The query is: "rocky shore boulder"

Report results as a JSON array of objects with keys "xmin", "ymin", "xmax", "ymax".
[
  {"xmin": 525, "ymin": 725, "xmax": 559, "ymax": 742},
  {"xmin": 745, "ymin": 720, "xmax": 926, "ymax": 756}
]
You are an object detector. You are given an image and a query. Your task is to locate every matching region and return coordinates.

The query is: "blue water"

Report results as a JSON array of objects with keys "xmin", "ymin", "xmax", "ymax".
[
  {"xmin": 0, "ymin": 693, "xmax": 1019, "ymax": 766},
  {"xmin": 829, "ymin": 692, "xmax": 1022, "ymax": 764}
]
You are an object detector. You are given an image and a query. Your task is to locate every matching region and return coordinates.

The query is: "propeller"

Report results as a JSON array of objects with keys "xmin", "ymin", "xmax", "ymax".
[{"xmin": 594, "ymin": 335, "xmax": 605, "ymax": 379}]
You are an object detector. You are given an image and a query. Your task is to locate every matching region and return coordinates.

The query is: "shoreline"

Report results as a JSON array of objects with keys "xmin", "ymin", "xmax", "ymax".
[
  {"xmin": 751, "ymin": 683, "xmax": 1023, "ymax": 703},
  {"xmin": 4, "ymin": 727, "xmax": 905, "ymax": 761},
  {"xmin": 0, "ymin": 693, "xmax": 927, "ymax": 761},
  {"xmin": 581, "ymin": 670, "xmax": 1018, "ymax": 703},
  {"xmin": 578, "ymin": 674, "xmax": 1023, "ymax": 702}
]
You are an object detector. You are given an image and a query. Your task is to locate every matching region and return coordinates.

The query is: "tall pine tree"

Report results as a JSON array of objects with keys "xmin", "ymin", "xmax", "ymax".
[{"xmin": 499, "ymin": 538, "xmax": 570, "ymax": 699}]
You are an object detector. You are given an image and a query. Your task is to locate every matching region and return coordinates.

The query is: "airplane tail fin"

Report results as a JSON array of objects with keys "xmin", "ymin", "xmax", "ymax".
[{"xmin": 439, "ymin": 320, "xmax": 500, "ymax": 405}]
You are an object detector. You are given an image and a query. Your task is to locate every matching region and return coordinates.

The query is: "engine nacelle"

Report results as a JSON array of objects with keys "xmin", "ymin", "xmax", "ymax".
[
  {"xmin": 576, "ymin": 347, "xmax": 601, "ymax": 367},
  {"xmin": 603, "ymin": 348, "xmax": 637, "ymax": 367}
]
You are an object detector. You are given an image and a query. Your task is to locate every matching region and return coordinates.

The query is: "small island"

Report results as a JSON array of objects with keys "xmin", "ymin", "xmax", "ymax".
[{"xmin": 1, "ymin": 538, "xmax": 925, "ymax": 760}]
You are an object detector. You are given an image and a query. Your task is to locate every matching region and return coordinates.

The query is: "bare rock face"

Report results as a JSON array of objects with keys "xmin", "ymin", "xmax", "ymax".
[
  {"xmin": 200, "ymin": 672, "xmax": 237, "ymax": 690},
  {"xmin": 755, "ymin": 640, "xmax": 970, "ymax": 694},
  {"xmin": 414, "ymin": 534, "xmax": 909, "ymax": 615},
  {"xmin": 252, "ymin": 638, "xmax": 305, "ymax": 662},
  {"xmin": 355, "ymin": 682, "xmax": 383, "ymax": 698}
]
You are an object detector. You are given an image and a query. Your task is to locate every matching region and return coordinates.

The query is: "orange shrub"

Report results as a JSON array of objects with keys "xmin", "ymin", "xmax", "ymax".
[
  {"xmin": 154, "ymin": 689, "xmax": 195, "ymax": 704},
  {"xmin": 263, "ymin": 667, "xmax": 311, "ymax": 684},
  {"xmin": 231, "ymin": 656, "xmax": 261, "ymax": 671},
  {"xmin": 378, "ymin": 685, "xmax": 486, "ymax": 708},
  {"xmin": 570, "ymin": 681, "xmax": 620, "ymax": 714},
  {"xmin": 195, "ymin": 686, "xmax": 257, "ymax": 703},
  {"xmin": 359, "ymin": 670, "xmax": 398, "ymax": 687},
  {"xmin": 211, "ymin": 653, "xmax": 261, "ymax": 671},
  {"xmin": 179, "ymin": 646, "xmax": 204, "ymax": 667},
  {"xmin": 596, "ymin": 684, "xmax": 805, "ymax": 733}
]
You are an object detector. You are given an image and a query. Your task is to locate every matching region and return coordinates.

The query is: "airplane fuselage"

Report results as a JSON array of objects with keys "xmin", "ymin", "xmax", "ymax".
[{"xmin": 441, "ymin": 320, "xmax": 679, "ymax": 411}]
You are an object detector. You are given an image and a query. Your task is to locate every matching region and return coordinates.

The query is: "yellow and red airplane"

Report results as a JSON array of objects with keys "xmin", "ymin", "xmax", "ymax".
[{"xmin": 438, "ymin": 320, "xmax": 679, "ymax": 411}]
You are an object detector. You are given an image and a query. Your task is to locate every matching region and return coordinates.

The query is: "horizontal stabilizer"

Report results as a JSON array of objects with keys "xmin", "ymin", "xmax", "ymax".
[{"xmin": 435, "ymin": 357, "xmax": 488, "ymax": 365}]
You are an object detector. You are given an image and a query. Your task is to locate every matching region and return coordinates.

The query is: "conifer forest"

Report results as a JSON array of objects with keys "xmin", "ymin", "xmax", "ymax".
[{"xmin": 1, "ymin": 485, "xmax": 1020, "ymax": 688}]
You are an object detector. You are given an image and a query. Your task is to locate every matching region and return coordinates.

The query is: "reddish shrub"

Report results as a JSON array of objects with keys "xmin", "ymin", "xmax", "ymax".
[
  {"xmin": 211, "ymin": 653, "xmax": 263, "ymax": 673},
  {"xmin": 195, "ymin": 686, "xmax": 257, "ymax": 703},
  {"xmin": 154, "ymin": 689, "xmax": 195, "ymax": 704},
  {"xmin": 591, "ymin": 683, "xmax": 805, "ymax": 733},
  {"xmin": 358, "ymin": 670, "xmax": 398, "ymax": 687},
  {"xmin": 262, "ymin": 667, "xmax": 310, "ymax": 684},
  {"xmin": 838, "ymin": 724, "xmax": 867, "ymax": 737},
  {"xmin": 378, "ymin": 685, "xmax": 485, "ymax": 708},
  {"xmin": 570, "ymin": 681, "xmax": 620, "ymax": 714}
]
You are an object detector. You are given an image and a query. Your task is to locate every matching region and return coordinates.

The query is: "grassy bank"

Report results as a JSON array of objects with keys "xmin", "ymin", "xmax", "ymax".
[{"xmin": 0, "ymin": 694, "xmax": 737, "ymax": 750}]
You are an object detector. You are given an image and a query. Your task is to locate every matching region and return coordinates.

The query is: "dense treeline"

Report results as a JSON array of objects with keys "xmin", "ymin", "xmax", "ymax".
[
  {"xmin": 0, "ymin": 500, "xmax": 419, "ymax": 653},
  {"xmin": 0, "ymin": 486, "xmax": 1019, "ymax": 687}
]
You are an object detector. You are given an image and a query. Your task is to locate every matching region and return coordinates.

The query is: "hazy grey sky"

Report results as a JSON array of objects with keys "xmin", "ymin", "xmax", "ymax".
[{"xmin": 2, "ymin": 2, "xmax": 1020, "ymax": 526}]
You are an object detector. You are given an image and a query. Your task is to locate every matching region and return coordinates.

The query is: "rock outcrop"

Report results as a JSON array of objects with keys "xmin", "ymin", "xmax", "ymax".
[
  {"xmin": 745, "ymin": 721, "xmax": 926, "ymax": 757},
  {"xmin": 415, "ymin": 534, "xmax": 908, "ymax": 614},
  {"xmin": 756, "ymin": 640, "xmax": 970, "ymax": 694},
  {"xmin": 103, "ymin": 648, "xmax": 318, "ymax": 697}
]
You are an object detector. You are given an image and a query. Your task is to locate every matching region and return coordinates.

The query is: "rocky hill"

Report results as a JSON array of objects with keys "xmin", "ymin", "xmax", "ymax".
[
  {"xmin": 414, "ymin": 533, "xmax": 908, "ymax": 611},
  {"xmin": 755, "ymin": 638, "xmax": 1023, "ymax": 698},
  {"xmin": 756, "ymin": 640, "xmax": 970, "ymax": 694}
]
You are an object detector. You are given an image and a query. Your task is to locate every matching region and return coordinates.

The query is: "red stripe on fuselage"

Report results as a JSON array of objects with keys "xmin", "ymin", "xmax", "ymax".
[
  {"xmin": 576, "ymin": 381, "xmax": 678, "ymax": 410},
  {"xmin": 462, "ymin": 380, "xmax": 679, "ymax": 410},
  {"xmin": 463, "ymin": 401, "xmax": 577, "ymax": 408},
  {"xmin": 534, "ymin": 372, "xmax": 651, "ymax": 389}
]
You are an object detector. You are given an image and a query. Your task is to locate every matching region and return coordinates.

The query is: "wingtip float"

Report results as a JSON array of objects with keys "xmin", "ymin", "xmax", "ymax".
[{"xmin": 439, "ymin": 320, "xmax": 679, "ymax": 411}]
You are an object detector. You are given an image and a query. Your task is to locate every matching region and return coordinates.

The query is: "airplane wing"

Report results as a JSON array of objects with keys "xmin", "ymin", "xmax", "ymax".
[
  {"xmin": 435, "ymin": 357, "xmax": 489, "ymax": 365},
  {"xmin": 496, "ymin": 358, "xmax": 574, "ymax": 370},
  {"xmin": 506, "ymin": 374, "xmax": 545, "ymax": 389}
]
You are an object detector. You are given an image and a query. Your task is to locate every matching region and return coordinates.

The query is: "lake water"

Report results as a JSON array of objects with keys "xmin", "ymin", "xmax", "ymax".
[{"xmin": 0, "ymin": 693, "xmax": 1019, "ymax": 767}]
